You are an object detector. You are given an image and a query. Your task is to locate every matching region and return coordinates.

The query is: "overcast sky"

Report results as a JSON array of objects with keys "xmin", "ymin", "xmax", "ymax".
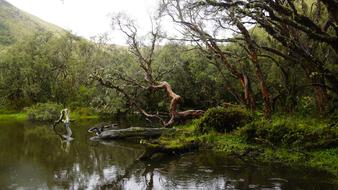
[{"xmin": 6, "ymin": 0, "xmax": 162, "ymax": 44}]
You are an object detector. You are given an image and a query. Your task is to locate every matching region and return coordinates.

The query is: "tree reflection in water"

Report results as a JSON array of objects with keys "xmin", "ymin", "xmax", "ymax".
[
  {"xmin": 0, "ymin": 120, "xmax": 337, "ymax": 190},
  {"xmin": 59, "ymin": 138, "xmax": 71, "ymax": 153}
]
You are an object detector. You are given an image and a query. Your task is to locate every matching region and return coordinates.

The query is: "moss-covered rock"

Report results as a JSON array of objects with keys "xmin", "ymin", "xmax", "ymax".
[{"xmin": 196, "ymin": 106, "xmax": 252, "ymax": 134}]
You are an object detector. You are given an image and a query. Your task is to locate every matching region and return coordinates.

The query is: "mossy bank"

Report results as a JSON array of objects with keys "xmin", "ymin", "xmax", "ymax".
[{"xmin": 142, "ymin": 105, "xmax": 338, "ymax": 183}]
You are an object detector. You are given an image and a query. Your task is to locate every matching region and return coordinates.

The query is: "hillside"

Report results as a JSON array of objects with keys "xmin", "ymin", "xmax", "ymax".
[{"xmin": 0, "ymin": 0, "xmax": 66, "ymax": 46}]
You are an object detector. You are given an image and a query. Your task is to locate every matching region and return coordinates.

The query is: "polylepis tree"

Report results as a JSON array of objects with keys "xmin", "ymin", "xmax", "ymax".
[
  {"xmin": 161, "ymin": 0, "xmax": 273, "ymax": 118},
  {"xmin": 91, "ymin": 13, "xmax": 203, "ymax": 127}
]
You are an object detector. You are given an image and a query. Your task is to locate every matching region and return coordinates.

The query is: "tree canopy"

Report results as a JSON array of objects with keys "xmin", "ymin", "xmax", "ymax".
[{"xmin": 0, "ymin": 0, "xmax": 337, "ymax": 126}]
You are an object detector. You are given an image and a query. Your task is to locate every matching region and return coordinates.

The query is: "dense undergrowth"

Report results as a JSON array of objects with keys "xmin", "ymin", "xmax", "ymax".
[{"xmin": 146, "ymin": 105, "xmax": 338, "ymax": 182}]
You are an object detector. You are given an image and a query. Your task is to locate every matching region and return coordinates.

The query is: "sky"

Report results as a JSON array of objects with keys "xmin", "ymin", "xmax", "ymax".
[{"xmin": 6, "ymin": 0, "xmax": 162, "ymax": 44}]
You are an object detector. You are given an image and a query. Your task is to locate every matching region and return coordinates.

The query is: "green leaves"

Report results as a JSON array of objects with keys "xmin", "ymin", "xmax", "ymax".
[{"xmin": 25, "ymin": 102, "xmax": 63, "ymax": 122}]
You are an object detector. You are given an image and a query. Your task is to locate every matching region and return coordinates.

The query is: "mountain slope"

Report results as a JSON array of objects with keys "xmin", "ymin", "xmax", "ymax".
[{"xmin": 0, "ymin": 0, "xmax": 66, "ymax": 46}]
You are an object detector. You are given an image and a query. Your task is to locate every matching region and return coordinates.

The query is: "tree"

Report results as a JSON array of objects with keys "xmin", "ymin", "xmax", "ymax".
[
  {"xmin": 91, "ymin": 13, "xmax": 203, "ymax": 127},
  {"xmin": 161, "ymin": 0, "xmax": 275, "ymax": 118},
  {"xmin": 0, "ymin": 31, "xmax": 97, "ymax": 109},
  {"xmin": 161, "ymin": 0, "xmax": 257, "ymax": 111},
  {"xmin": 192, "ymin": 0, "xmax": 338, "ymax": 114}
]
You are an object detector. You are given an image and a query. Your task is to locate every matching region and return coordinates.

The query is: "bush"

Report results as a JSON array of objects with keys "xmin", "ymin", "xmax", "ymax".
[
  {"xmin": 239, "ymin": 117, "xmax": 338, "ymax": 150},
  {"xmin": 73, "ymin": 107, "xmax": 96, "ymax": 116},
  {"xmin": 296, "ymin": 96, "xmax": 316, "ymax": 115},
  {"xmin": 196, "ymin": 106, "xmax": 252, "ymax": 133},
  {"xmin": 25, "ymin": 102, "xmax": 63, "ymax": 122}
]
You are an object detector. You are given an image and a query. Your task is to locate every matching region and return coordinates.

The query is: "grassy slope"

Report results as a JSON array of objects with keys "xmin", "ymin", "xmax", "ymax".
[{"xmin": 0, "ymin": 0, "xmax": 66, "ymax": 46}]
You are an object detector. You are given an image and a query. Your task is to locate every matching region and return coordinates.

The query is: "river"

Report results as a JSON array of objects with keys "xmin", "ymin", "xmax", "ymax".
[{"xmin": 0, "ymin": 120, "xmax": 336, "ymax": 189}]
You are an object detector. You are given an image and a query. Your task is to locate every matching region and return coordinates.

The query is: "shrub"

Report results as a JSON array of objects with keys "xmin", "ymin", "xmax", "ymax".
[
  {"xmin": 25, "ymin": 102, "xmax": 63, "ymax": 122},
  {"xmin": 296, "ymin": 96, "xmax": 316, "ymax": 115},
  {"xmin": 73, "ymin": 107, "xmax": 96, "ymax": 116},
  {"xmin": 196, "ymin": 106, "xmax": 252, "ymax": 133},
  {"xmin": 239, "ymin": 117, "xmax": 338, "ymax": 150}
]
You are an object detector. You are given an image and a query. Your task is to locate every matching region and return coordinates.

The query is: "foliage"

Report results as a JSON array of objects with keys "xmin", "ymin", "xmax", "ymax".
[
  {"xmin": 196, "ymin": 106, "xmax": 252, "ymax": 133},
  {"xmin": 0, "ymin": 22, "xmax": 15, "ymax": 45},
  {"xmin": 160, "ymin": 44, "xmax": 227, "ymax": 109},
  {"xmin": 70, "ymin": 107, "xmax": 99, "ymax": 120},
  {"xmin": 239, "ymin": 116, "xmax": 338, "ymax": 150},
  {"xmin": 72, "ymin": 107, "xmax": 97, "ymax": 117},
  {"xmin": 25, "ymin": 102, "xmax": 63, "ymax": 122},
  {"xmin": 296, "ymin": 96, "xmax": 316, "ymax": 115},
  {"xmin": 0, "ymin": 31, "xmax": 102, "ymax": 111},
  {"xmin": 308, "ymin": 148, "xmax": 338, "ymax": 178}
]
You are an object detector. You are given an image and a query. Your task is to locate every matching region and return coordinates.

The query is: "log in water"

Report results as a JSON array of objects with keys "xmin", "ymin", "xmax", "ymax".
[{"xmin": 89, "ymin": 127, "xmax": 175, "ymax": 141}]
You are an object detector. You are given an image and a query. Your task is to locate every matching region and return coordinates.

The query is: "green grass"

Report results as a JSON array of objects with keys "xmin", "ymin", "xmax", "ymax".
[
  {"xmin": 0, "ymin": 113, "xmax": 27, "ymax": 121},
  {"xmin": 0, "ymin": 111, "xmax": 99, "ymax": 121},
  {"xmin": 213, "ymin": 134, "xmax": 255, "ymax": 154}
]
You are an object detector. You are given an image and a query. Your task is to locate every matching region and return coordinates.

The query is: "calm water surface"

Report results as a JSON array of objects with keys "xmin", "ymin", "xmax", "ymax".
[{"xmin": 0, "ymin": 120, "xmax": 337, "ymax": 190}]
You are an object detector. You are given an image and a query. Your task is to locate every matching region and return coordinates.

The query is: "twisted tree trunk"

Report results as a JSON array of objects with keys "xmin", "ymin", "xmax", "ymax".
[{"xmin": 150, "ymin": 81, "xmax": 204, "ymax": 127}]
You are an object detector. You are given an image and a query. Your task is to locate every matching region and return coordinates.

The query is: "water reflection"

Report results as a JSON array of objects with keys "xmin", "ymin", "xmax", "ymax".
[
  {"xmin": 59, "ymin": 138, "xmax": 71, "ymax": 153},
  {"xmin": 0, "ymin": 120, "xmax": 337, "ymax": 190}
]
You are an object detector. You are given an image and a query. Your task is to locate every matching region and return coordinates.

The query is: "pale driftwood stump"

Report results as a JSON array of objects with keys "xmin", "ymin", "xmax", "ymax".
[{"xmin": 53, "ymin": 109, "xmax": 73, "ymax": 140}]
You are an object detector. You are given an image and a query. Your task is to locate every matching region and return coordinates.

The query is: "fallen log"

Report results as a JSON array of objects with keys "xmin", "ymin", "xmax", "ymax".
[{"xmin": 89, "ymin": 127, "xmax": 175, "ymax": 141}]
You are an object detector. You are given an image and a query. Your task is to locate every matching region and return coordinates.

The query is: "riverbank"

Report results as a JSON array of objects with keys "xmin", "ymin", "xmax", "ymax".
[
  {"xmin": 0, "ymin": 113, "xmax": 28, "ymax": 121},
  {"xmin": 0, "ymin": 111, "xmax": 99, "ymax": 121},
  {"xmin": 142, "ymin": 107, "xmax": 338, "ymax": 183},
  {"xmin": 1, "ymin": 120, "xmax": 335, "ymax": 189},
  {"xmin": 0, "ymin": 102, "xmax": 102, "ymax": 122},
  {"xmin": 1, "ymin": 105, "xmax": 337, "ymax": 183}
]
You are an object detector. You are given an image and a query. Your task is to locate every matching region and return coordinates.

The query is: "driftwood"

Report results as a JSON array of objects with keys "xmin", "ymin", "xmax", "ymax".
[
  {"xmin": 52, "ymin": 108, "xmax": 74, "ymax": 140},
  {"xmin": 88, "ymin": 123, "xmax": 119, "ymax": 135},
  {"xmin": 89, "ymin": 127, "xmax": 175, "ymax": 141}
]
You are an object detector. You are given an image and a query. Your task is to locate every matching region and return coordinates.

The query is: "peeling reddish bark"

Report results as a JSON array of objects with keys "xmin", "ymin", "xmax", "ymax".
[
  {"xmin": 240, "ymin": 73, "xmax": 256, "ymax": 110},
  {"xmin": 312, "ymin": 78, "xmax": 329, "ymax": 115},
  {"xmin": 234, "ymin": 18, "xmax": 271, "ymax": 118},
  {"xmin": 95, "ymin": 14, "xmax": 205, "ymax": 127},
  {"xmin": 151, "ymin": 81, "xmax": 204, "ymax": 127},
  {"xmin": 251, "ymin": 53, "xmax": 272, "ymax": 119}
]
